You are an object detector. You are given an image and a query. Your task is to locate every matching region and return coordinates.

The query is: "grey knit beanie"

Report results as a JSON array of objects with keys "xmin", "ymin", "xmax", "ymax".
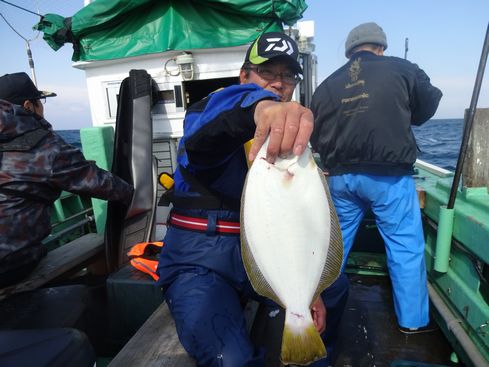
[{"xmin": 345, "ymin": 22, "xmax": 388, "ymax": 58}]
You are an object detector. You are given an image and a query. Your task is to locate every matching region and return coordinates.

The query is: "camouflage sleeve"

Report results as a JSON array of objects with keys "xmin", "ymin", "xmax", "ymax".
[{"xmin": 50, "ymin": 140, "xmax": 133, "ymax": 205}]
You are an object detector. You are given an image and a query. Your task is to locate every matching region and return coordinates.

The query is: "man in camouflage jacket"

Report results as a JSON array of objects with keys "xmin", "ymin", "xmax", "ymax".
[{"xmin": 0, "ymin": 72, "xmax": 133, "ymax": 287}]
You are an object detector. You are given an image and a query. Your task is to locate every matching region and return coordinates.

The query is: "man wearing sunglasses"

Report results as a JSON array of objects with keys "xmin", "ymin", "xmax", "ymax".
[{"xmin": 156, "ymin": 32, "xmax": 349, "ymax": 367}]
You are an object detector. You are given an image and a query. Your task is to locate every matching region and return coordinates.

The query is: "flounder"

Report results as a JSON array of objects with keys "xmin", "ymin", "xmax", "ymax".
[{"xmin": 241, "ymin": 139, "xmax": 343, "ymax": 365}]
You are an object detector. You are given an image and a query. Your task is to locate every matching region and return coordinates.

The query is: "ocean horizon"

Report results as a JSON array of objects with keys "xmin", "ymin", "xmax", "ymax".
[{"xmin": 56, "ymin": 118, "xmax": 464, "ymax": 172}]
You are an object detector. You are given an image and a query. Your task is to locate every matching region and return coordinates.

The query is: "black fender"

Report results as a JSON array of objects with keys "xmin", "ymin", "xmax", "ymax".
[{"xmin": 105, "ymin": 69, "xmax": 158, "ymax": 272}]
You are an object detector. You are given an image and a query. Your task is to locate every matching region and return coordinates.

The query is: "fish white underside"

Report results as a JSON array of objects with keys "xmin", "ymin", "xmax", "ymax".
[{"xmin": 242, "ymin": 144, "xmax": 331, "ymax": 317}]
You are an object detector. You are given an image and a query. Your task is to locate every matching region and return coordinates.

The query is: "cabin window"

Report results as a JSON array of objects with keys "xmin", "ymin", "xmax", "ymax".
[
  {"xmin": 157, "ymin": 90, "xmax": 175, "ymax": 104},
  {"xmin": 153, "ymin": 88, "xmax": 181, "ymax": 115},
  {"xmin": 174, "ymin": 85, "xmax": 183, "ymax": 108},
  {"xmin": 182, "ymin": 77, "xmax": 239, "ymax": 109},
  {"xmin": 103, "ymin": 81, "xmax": 122, "ymax": 120}
]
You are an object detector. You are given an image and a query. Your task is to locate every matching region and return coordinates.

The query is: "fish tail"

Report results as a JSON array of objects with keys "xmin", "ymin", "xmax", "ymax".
[{"xmin": 280, "ymin": 311, "xmax": 326, "ymax": 365}]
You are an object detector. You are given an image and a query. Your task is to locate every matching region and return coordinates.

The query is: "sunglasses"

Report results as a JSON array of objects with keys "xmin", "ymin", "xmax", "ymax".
[{"xmin": 246, "ymin": 67, "xmax": 301, "ymax": 85}]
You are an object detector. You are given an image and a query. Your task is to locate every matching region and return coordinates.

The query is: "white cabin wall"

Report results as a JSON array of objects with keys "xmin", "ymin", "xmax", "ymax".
[
  {"xmin": 75, "ymin": 46, "xmax": 248, "ymax": 240},
  {"xmin": 75, "ymin": 46, "xmax": 247, "ymax": 138}
]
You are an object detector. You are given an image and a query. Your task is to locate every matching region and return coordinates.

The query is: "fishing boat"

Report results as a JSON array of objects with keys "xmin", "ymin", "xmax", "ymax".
[{"xmin": 1, "ymin": 1, "xmax": 488, "ymax": 366}]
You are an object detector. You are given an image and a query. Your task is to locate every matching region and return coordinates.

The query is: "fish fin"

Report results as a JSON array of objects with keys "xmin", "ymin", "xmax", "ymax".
[
  {"xmin": 281, "ymin": 310, "xmax": 326, "ymax": 365},
  {"xmin": 314, "ymin": 169, "xmax": 344, "ymax": 300},
  {"xmin": 240, "ymin": 229, "xmax": 283, "ymax": 306},
  {"xmin": 240, "ymin": 179, "xmax": 283, "ymax": 307}
]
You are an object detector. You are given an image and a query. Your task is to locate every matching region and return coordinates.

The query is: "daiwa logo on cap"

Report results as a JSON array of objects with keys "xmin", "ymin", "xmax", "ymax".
[
  {"xmin": 245, "ymin": 31, "xmax": 302, "ymax": 74},
  {"xmin": 264, "ymin": 37, "xmax": 295, "ymax": 55}
]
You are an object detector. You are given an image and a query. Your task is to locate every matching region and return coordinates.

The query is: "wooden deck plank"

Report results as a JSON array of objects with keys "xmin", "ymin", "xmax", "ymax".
[
  {"xmin": 0, "ymin": 233, "xmax": 104, "ymax": 300},
  {"xmin": 108, "ymin": 302, "xmax": 195, "ymax": 367}
]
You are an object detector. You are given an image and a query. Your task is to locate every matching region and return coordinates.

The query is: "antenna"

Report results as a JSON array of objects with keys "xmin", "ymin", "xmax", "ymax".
[
  {"xmin": 404, "ymin": 37, "xmax": 409, "ymax": 60},
  {"xmin": 0, "ymin": 0, "xmax": 41, "ymax": 86}
]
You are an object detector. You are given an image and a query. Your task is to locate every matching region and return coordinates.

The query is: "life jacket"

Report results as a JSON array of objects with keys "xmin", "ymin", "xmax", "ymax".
[
  {"xmin": 157, "ymin": 139, "xmax": 254, "ymax": 210},
  {"xmin": 127, "ymin": 241, "xmax": 163, "ymax": 281},
  {"xmin": 157, "ymin": 166, "xmax": 239, "ymax": 210},
  {"xmin": 243, "ymin": 139, "xmax": 253, "ymax": 168}
]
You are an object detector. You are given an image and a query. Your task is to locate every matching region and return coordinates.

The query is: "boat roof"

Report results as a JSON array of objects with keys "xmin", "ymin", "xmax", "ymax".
[{"xmin": 34, "ymin": 0, "xmax": 307, "ymax": 62}]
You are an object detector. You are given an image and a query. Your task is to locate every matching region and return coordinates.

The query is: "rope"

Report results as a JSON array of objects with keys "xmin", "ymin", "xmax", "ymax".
[{"xmin": 0, "ymin": 0, "xmax": 40, "ymax": 17}]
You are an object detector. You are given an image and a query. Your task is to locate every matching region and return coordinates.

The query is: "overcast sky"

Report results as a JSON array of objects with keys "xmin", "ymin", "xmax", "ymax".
[{"xmin": 1, "ymin": 0, "xmax": 488, "ymax": 130}]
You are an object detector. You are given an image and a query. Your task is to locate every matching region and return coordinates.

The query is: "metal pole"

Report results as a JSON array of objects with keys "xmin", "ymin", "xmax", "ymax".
[
  {"xmin": 50, "ymin": 208, "xmax": 94, "ymax": 229},
  {"xmin": 301, "ymin": 53, "xmax": 312, "ymax": 108},
  {"xmin": 44, "ymin": 216, "xmax": 93, "ymax": 244},
  {"xmin": 447, "ymin": 22, "xmax": 489, "ymax": 209}
]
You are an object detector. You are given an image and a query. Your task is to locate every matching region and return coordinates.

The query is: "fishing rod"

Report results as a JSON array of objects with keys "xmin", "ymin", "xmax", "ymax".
[
  {"xmin": 447, "ymin": 22, "xmax": 489, "ymax": 209},
  {"xmin": 435, "ymin": 23, "xmax": 488, "ymax": 273}
]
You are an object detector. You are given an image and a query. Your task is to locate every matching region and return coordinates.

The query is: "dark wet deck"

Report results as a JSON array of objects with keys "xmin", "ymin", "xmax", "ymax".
[
  {"xmin": 249, "ymin": 272, "xmax": 461, "ymax": 367},
  {"xmin": 334, "ymin": 274, "xmax": 462, "ymax": 367}
]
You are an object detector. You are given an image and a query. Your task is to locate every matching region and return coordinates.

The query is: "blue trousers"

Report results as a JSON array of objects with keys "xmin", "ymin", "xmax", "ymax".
[
  {"xmin": 328, "ymin": 174, "xmax": 429, "ymax": 328},
  {"xmin": 165, "ymin": 271, "xmax": 349, "ymax": 367}
]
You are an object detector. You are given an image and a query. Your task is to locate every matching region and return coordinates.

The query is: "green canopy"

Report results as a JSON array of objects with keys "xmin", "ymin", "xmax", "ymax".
[{"xmin": 34, "ymin": 0, "xmax": 307, "ymax": 62}]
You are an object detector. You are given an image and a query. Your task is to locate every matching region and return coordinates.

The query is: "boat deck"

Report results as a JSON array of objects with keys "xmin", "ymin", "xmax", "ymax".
[{"xmin": 334, "ymin": 274, "xmax": 462, "ymax": 367}]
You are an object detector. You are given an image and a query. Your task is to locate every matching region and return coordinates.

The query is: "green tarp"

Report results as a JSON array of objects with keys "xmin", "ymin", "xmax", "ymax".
[{"xmin": 34, "ymin": 0, "xmax": 307, "ymax": 62}]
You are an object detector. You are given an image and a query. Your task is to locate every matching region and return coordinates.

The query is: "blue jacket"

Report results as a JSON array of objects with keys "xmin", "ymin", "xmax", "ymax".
[
  {"xmin": 156, "ymin": 83, "xmax": 279, "ymax": 289},
  {"xmin": 311, "ymin": 51, "xmax": 442, "ymax": 176},
  {"xmin": 173, "ymin": 83, "xmax": 278, "ymax": 210}
]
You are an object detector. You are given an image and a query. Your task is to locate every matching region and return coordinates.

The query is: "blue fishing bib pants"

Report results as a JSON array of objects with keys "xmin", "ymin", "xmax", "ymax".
[
  {"xmin": 328, "ymin": 174, "xmax": 429, "ymax": 329},
  {"xmin": 158, "ymin": 209, "xmax": 349, "ymax": 367}
]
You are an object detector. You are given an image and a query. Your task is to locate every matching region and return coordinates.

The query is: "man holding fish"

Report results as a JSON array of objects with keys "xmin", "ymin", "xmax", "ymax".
[{"xmin": 156, "ymin": 32, "xmax": 349, "ymax": 366}]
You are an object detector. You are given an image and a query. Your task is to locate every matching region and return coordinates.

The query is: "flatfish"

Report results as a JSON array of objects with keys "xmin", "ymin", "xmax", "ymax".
[{"xmin": 241, "ymin": 139, "xmax": 343, "ymax": 365}]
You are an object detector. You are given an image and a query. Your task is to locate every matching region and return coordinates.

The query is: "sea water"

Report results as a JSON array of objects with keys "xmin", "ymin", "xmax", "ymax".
[
  {"xmin": 57, "ymin": 129, "xmax": 83, "ymax": 150},
  {"xmin": 56, "ymin": 118, "xmax": 464, "ymax": 171},
  {"xmin": 412, "ymin": 118, "xmax": 463, "ymax": 171}
]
